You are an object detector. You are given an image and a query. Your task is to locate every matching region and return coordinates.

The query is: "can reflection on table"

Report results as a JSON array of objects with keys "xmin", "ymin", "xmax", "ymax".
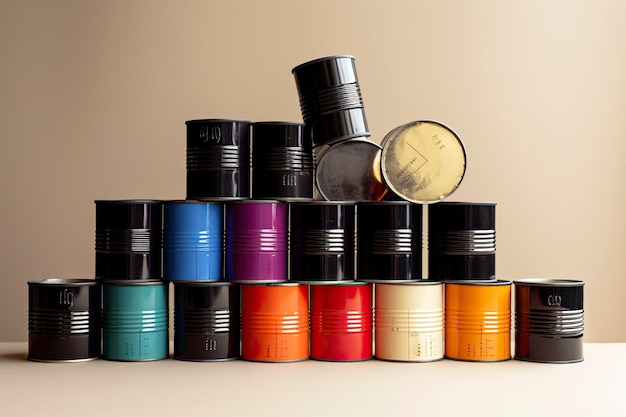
[
  {"xmin": 28, "ymin": 279, "xmax": 101, "ymax": 362},
  {"xmin": 375, "ymin": 281, "xmax": 444, "ymax": 362},
  {"xmin": 174, "ymin": 281, "xmax": 240, "ymax": 361},
  {"xmin": 163, "ymin": 200, "xmax": 224, "ymax": 281},
  {"xmin": 225, "ymin": 201, "xmax": 287, "ymax": 283},
  {"xmin": 310, "ymin": 282, "xmax": 373, "ymax": 361},
  {"xmin": 241, "ymin": 283, "xmax": 309, "ymax": 362},
  {"xmin": 514, "ymin": 279, "xmax": 584, "ymax": 363},
  {"xmin": 445, "ymin": 280, "xmax": 511, "ymax": 362},
  {"xmin": 103, "ymin": 280, "xmax": 169, "ymax": 361},
  {"xmin": 357, "ymin": 201, "xmax": 422, "ymax": 281}
]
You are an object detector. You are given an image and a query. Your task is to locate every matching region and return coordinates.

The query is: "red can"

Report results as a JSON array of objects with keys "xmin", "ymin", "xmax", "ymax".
[{"xmin": 310, "ymin": 282, "xmax": 373, "ymax": 361}]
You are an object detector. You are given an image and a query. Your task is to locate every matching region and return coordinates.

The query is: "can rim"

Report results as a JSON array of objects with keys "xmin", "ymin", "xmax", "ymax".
[
  {"xmin": 185, "ymin": 119, "xmax": 252, "ymax": 125},
  {"xmin": 163, "ymin": 199, "xmax": 223, "ymax": 205},
  {"xmin": 356, "ymin": 200, "xmax": 415, "ymax": 206},
  {"xmin": 309, "ymin": 280, "xmax": 370, "ymax": 287},
  {"xmin": 172, "ymin": 281, "xmax": 235, "ymax": 287},
  {"xmin": 443, "ymin": 279, "xmax": 512, "ymax": 286},
  {"xmin": 514, "ymin": 278, "xmax": 585, "ymax": 287},
  {"xmin": 28, "ymin": 278, "xmax": 98, "ymax": 286},
  {"xmin": 252, "ymin": 121, "xmax": 306, "ymax": 127},
  {"xmin": 226, "ymin": 199, "xmax": 282, "ymax": 204},
  {"xmin": 291, "ymin": 54, "xmax": 356, "ymax": 73},
  {"xmin": 94, "ymin": 199, "xmax": 162, "ymax": 204},
  {"xmin": 373, "ymin": 280, "xmax": 443, "ymax": 286},
  {"xmin": 380, "ymin": 119, "xmax": 466, "ymax": 204},
  {"xmin": 430, "ymin": 201, "xmax": 498, "ymax": 206},
  {"xmin": 102, "ymin": 279, "xmax": 165, "ymax": 286},
  {"xmin": 240, "ymin": 282, "xmax": 301, "ymax": 287},
  {"xmin": 289, "ymin": 201, "xmax": 357, "ymax": 206}
]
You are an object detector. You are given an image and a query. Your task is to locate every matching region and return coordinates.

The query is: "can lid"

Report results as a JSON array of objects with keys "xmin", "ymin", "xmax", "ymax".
[
  {"xmin": 514, "ymin": 278, "xmax": 585, "ymax": 287},
  {"xmin": 291, "ymin": 55, "xmax": 356, "ymax": 73},
  {"xmin": 309, "ymin": 280, "xmax": 370, "ymax": 287},
  {"xmin": 94, "ymin": 199, "xmax": 162, "ymax": 204},
  {"xmin": 172, "ymin": 281, "xmax": 236, "ymax": 287},
  {"xmin": 374, "ymin": 280, "xmax": 443, "ymax": 286},
  {"xmin": 380, "ymin": 120, "xmax": 466, "ymax": 204},
  {"xmin": 444, "ymin": 279, "xmax": 512, "ymax": 286},
  {"xmin": 163, "ymin": 199, "xmax": 224, "ymax": 205},
  {"xmin": 102, "ymin": 279, "xmax": 165, "ymax": 286},
  {"xmin": 185, "ymin": 119, "xmax": 252, "ymax": 125},
  {"xmin": 28, "ymin": 278, "xmax": 98, "ymax": 286}
]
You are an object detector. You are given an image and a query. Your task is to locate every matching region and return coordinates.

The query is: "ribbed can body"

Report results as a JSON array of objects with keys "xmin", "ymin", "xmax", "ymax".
[
  {"xmin": 515, "ymin": 279, "xmax": 584, "ymax": 363},
  {"xmin": 241, "ymin": 283, "xmax": 309, "ymax": 362},
  {"xmin": 103, "ymin": 280, "xmax": 169, "ymax": 361},
  {"xmin": 174, "ymin": 281, "xmax": 240, "ymax": 361},
  {"xmin": 292, "ymin": 55, "xmax": 369, "ymax": 146},
  {"xmin": 186, "ymin": 119, "xmax": 251, "ymax": 200},
  {"xmin": 428, "ymin": 202, "xmax": 496, "ymax": 280},
  {"xmin": 163, "ymin": 201, "xmax": 224, "ymax": 281},
  {"xmin": 95, "ymin": 200, "xmax": 163, "ymax": 280},
  {"xmin": 225, "ymin": 201, "xmax": 287, "ymax": 282},
  {"xmin": 375, "ymin": 281, "xmax": 444, "ymax": 362},
  {"xmin": 445, "ymin": 280, "xmax": 511, "ymax": 361},
  {"xmin": 310, "ymin": 282, "xmax": 373, "ymax": 361},
  {"xmin": 252, "ymin": 122, "xmax": 313, "ymax": 201},
  {"xmin": 289, "ymin": 202, "xmax": 355, "ymax": 282},
  {"xmin": 357, "ymin": 202, "xmax": 422, "ymax": 281},
  {"xmin": 28, "ymin": 279, "xmax": 101, "ymax": 362}
]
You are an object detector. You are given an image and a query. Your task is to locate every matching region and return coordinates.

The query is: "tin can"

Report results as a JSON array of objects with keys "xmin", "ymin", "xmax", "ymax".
[
  {"xmin": 445, "ymin": 280, "xmax": 511, "ymax": 362},
  {"xmin": 292, "ymin": 55, "xmax": 369, "ymax": 147},
  {"xmin": 241, "ymin": 283, "xmax": 309, "ymax": 362},
  {"xmin": 225, "ymin": 200, "xmax": 287, "ymax": 283},
  {"xmin": 186, "ymin": 119, "xmax": 251, "ymax": 200},
  {"xmin": 514, "ymin": 279, "xmax": 584, "ymax": 363},
  {"xmin": 102, "ymin": 280, "xmax": 169, "ymax": 361},
  {"xmin": 163, "ymin": 200, "xmax": 223, "ymax": 281},
  {"xmin": 95, "ymin": 200, "xmax": 162, "ymax": 280},
  {"xmin": 252, "ymin": 122, "xmax": 313, "ymax": 201},
  {"xmin": 357, "ymin": 201, "xmax": 422, "ymax": 281},
  {"xmin": 380, "ymin": 120, "xmax": 466, "ymax": 203},
  {"xmin": 289, "ymin": 201, "xmax": 355, "ymax": 283},
  {"xmin": 428, "ymin": 202, "xmax": 496, "ymax": 280},
  {"xmin": 315, "ymin": 138, "xmax": 388, "ymax": 201},
  {"xmin": 375, "ymin": 281, "xmax": 444, "ymax": 362},
  {"xmin": 28, "ymin": 279, "xmax": 101, "ymax": 362},
  {"xmin": 310, "ymin": 282, "xmax": 373, "ymax": 361},
  {"xmin": 173, "ymin": 281, "xmax": 240, "ymax": 361}
]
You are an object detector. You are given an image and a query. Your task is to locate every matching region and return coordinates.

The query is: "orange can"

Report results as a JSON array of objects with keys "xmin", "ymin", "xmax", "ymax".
[
  {"xmin": 445, "ymin": 280, "xmax": 511, "ymax": 361},
  {"xmin": 241, "ymin": 283, "xmax": 309, "ymax": 362}
]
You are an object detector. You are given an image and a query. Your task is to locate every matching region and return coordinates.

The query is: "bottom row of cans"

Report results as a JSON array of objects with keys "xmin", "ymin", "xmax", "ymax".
[{"xmin": 27, "ymin": 279, "xmax": 584, "ymax": 364}]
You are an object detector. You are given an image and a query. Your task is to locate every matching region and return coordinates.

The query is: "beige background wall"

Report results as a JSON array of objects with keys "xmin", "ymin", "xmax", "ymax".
[{"xmin": 1, "ymin": 0, "xmax": 624, "ymax": 342}]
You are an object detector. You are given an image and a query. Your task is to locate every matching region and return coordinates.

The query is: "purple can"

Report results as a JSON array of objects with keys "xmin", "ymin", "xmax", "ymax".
[{"xmin": 225, "ymin": 201, "xmax": 287, "ymax": 282}]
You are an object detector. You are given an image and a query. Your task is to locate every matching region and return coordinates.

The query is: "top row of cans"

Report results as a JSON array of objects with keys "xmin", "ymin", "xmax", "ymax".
[{"xmin": 187, "ymin": 55, "xmax": 467, "ymax": 203}]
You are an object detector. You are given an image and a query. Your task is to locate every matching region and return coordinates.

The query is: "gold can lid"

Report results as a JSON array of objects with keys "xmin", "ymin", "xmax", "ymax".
[{"xmin": 380, "ymin": 120, "xmax": 466, "ymax": 203}]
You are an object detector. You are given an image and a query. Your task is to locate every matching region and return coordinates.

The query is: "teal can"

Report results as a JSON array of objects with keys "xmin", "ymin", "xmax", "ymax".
[{"xmin": 103, "ymin": 280, "xmax": 169, "ymax": 361}]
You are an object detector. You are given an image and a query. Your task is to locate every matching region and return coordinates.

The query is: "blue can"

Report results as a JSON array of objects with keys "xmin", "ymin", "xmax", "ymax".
[
  {"xmin": 163, "ymin": 200, "xmax": 224, "ymax": 281},
  {"xmin": 103, "ymin": 280, "xmax": 169, "ymax": 361}
]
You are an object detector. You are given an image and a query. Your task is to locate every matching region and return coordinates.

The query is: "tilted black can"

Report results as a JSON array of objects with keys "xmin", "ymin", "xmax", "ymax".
[
  {"xmin": 186, "ymin": 119, "xmax": 251, "ymax": 200},
  {"xmin": 252, "ymin": 122, "xmax": 313, "ymax": 201},
  {"xmin": 292, "ymin": 55, "xmax": 369, "ymax": 147},
  {"xmin": 174, "ymin": 281, "xmax": 241, "ymax": 361},
  {"xmin": 95, "ymin": 200, "xmax": 162, "ymax": 280},
  {"xmin": 428, "ymin": 202, "xmax": 496, "ymax": 280},
  {"xmin": 515, "ymin": 279, "xmax": 584, "ymax": 363},
  {"xmin": 357, "ymin": 202, "xmax": 422, "ymax": 281},
  {"xmin": 28, "ymin": 279, "xmax": 101, "ymax": 362},
  {"xmin": 289, "ymin": 202, "xmax": 355, "ymax": 282}
]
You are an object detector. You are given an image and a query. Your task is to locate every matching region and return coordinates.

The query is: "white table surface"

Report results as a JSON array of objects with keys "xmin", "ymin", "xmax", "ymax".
[{"xmin": 1, "ymin": 343, "xmax": 624, "ymax": 417}]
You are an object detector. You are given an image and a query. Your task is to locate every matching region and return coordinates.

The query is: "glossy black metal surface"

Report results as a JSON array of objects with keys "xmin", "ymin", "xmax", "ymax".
[
  {"xmin": 289, "ymin": 202, "xmax": 356, "ymax": 282},
  {"xmin": 95, "ymin": 200, "xmax": 163, "ymax": 280},
  {"xmin": 173, "ymin": 281, "xmax": 241, "ymax": 361},
  {"xmin": 357, "ymin": 202, "xmax": 422, "ymax": 281},
  {"xmin": 28, "ymin": 279, "xmax": 101, "ymax": 362},
  {"xmin": 186, "ymin": 119, "xmax": 251, "ymax": 200},
  {"xmin": 252, "ymin": 122, "xmax": 313, "ymax": 201}
]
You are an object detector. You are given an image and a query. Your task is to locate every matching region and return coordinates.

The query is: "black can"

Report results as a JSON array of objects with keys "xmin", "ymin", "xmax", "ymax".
[
  {"xmin": 515, "ymin": 279, "xmax": 584, "ymax": 363},
  {"xmin": 428, "ymin": 202, "xmax": 496, "ymax": 280},
  {"xmin": 292, "ymin": 55, "xmax": 369, "ymax": 146},
  {"xmin": 252, "ymin": 122, "xmax": 313, "ymax": 201},
  {"xmin": 186, "ymin": 119, "xmax": 251, "ymax": 200},
  {"xmin": 289, "ymin": 202, "xmax": 356, "ymax": 282},
  {"xmin": 357, "ymin": 202, "xmax": 422, "ymax": 281},
  {"xmin": 95, "ymin": 200, "xmax": 163, "ymax": 280},
  {"xmin": 28, "ymin": 279, "xmax": 101, "ymax": 362},
  {"xmin": 174, "ymin": 281, "xmax": 241, "ymax": 361}
]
